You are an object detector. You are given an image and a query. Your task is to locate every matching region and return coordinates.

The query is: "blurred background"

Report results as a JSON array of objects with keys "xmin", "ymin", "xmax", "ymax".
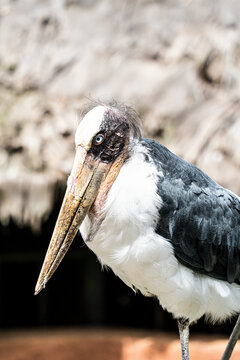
[{"xmin": 1, "ymin": 0, "xmax": 240, "ymax": 359}]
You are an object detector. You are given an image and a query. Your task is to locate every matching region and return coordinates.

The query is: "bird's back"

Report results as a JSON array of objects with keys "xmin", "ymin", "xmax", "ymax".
[{"xmin": 142, "ymin": 138, "xmax": 240, "ymax": 285}]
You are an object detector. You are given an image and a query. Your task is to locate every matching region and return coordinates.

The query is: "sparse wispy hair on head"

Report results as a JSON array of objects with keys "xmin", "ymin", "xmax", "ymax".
[{"xmin": 78, "ymin": 99, "xmax": 142, "ymax": 139}]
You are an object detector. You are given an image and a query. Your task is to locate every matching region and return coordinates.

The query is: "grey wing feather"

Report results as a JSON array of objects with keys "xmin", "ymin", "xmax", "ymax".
[{"xmin": 142, "ymin": 138, "xmax": 240, "ymax": 284}]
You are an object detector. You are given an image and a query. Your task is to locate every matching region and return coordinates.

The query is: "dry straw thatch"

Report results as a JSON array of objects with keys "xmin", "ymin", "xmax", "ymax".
[{"xmin": 0, "ymin": 0, "xmax": 240, "ymax": 230}]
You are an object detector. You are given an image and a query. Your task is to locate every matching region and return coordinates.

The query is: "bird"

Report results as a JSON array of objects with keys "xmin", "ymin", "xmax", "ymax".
[{"xmin": 35, "ymin": 102, "xmax": 240, "ymax": 360}]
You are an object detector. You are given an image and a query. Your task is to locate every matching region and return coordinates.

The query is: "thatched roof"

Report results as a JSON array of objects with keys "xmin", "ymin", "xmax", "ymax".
[
  {"xmin": 0, "ymin": 95, "xmax": 79, "ymax": 230},
  {"xmin": 0, "ymin": 0, "xmax": 240, "ymax": 229},
  {"xmin": 169, "ymin": 98, "xmax": 240, "ymax": 195}
]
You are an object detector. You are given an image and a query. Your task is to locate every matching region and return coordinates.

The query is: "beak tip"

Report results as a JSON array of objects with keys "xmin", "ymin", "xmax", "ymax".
[
  {"xmin": 34, "ymin": 278, "xmax": 46, "ymax": 296},
  {"xmin": 34, "ymin": 284, "xmax": 42, "ymax": 296}
]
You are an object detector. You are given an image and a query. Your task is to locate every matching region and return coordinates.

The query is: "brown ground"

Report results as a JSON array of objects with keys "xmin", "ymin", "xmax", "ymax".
[{"xmin": 1, "ymin": 328, "xmax": 240, "ymax": 360}]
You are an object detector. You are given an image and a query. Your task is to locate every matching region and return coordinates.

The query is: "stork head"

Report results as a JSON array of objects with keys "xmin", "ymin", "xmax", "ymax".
[{"xmin": 35, "ymin": 104, "xmax": 141, "ymax": 295}]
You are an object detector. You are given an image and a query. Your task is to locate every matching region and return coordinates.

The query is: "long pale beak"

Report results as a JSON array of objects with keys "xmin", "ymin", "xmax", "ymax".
[{"xmin": 34, "ymin": 146, "xmax": 111, "ymax": 295}]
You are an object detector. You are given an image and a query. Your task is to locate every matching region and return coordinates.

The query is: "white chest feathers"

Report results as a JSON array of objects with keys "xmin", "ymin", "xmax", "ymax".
[{"xmin": 80, "ymin": 144, "xmax": 240, "ymax": 323}]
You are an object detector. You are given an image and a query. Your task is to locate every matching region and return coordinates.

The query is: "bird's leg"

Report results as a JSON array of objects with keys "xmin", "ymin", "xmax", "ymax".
[
  {"xmin": 221, "ymin": 314, "xmax": 240, "ymax": 360},
  {"xmin": 177, "ymin": 318, "xmax": 190, "ymax": 360}
]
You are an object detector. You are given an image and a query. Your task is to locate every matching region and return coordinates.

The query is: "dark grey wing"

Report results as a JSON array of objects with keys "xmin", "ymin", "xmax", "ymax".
[{"xmin": 142, "ymin": 138, "xmax": 240, "ymax": 284}]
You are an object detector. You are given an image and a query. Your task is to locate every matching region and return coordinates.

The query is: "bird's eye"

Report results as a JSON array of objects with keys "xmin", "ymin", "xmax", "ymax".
[{"xmin": 93, "ymin": 133, "xmax": 105, "ymax": 146}]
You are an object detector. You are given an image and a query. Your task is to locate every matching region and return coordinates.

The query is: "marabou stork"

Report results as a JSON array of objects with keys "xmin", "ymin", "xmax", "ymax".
[{"xmin": 35, "ymin": 103, "xmax": 240, "ymax": 360}]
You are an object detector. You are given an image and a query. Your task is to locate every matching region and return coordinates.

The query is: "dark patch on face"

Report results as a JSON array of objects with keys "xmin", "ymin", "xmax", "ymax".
[{"xmin": 88, "ymin": 107, "xmax": 130, "ymax": 163}]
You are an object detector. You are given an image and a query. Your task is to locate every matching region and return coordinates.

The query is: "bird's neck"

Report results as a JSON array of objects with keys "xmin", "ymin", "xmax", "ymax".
[{"xmin": 89, "ymin": 138, "xmax": 131, "ymax": 217}]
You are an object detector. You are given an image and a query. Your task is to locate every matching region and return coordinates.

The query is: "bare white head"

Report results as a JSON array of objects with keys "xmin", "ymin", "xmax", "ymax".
[{"xmin": 75, "ymin": 105, "xmax": 105, "ymax": 150}]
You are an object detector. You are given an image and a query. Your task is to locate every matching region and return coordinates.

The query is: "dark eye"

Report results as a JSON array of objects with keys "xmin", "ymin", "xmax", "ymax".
[{"xmin": 93, "ymin": 133, "xmax": 105, "ymax": 146}]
